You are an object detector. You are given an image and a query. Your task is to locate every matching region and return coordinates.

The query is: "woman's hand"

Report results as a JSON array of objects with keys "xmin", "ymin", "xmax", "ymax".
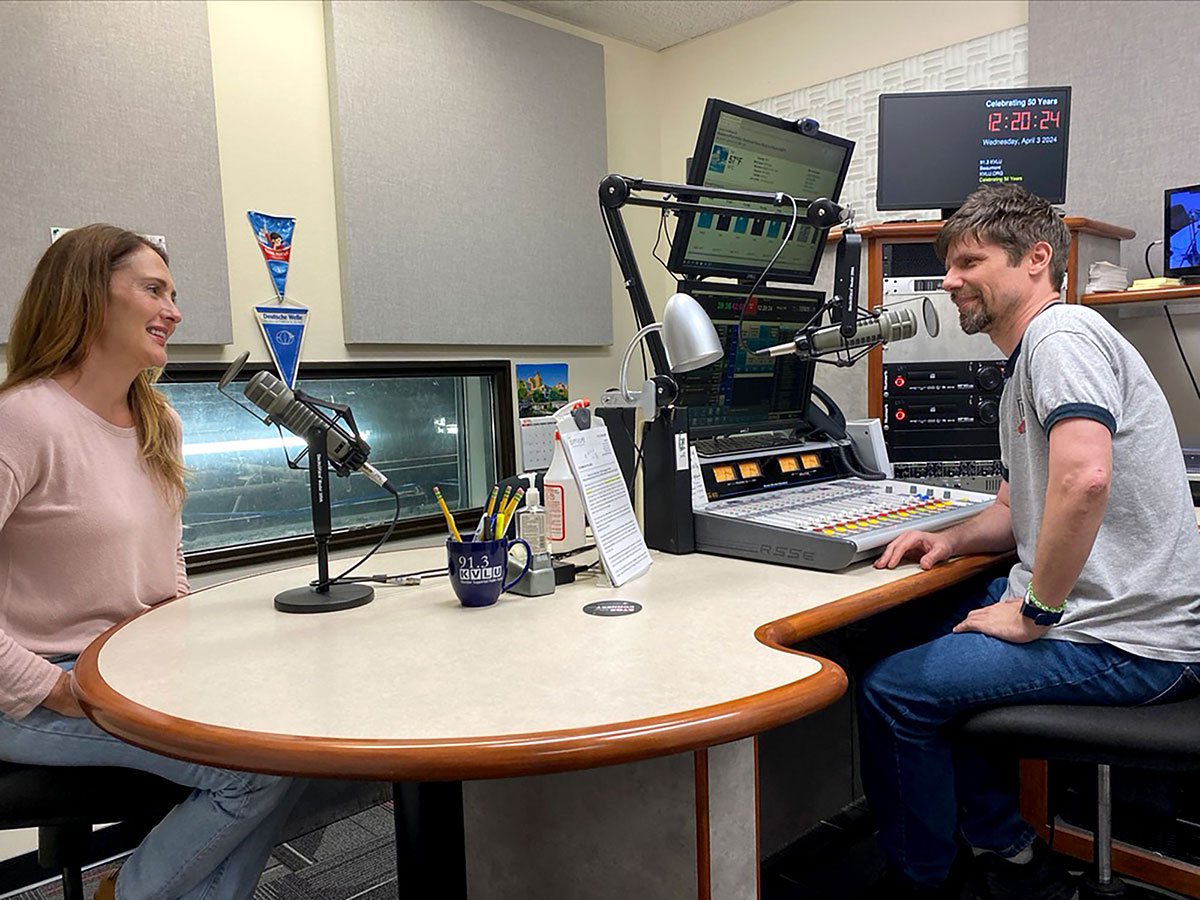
[{"xmin": 41, "ymin": 669, "xmax": 85, "ymax": 717}]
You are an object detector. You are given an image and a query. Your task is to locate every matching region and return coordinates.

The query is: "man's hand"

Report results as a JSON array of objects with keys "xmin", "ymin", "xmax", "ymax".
[
  {"xmin": 873, "ymin": 529, "xmax": 955, "ymax": 570},
  {"xmin": 952, "ymin": 595, "xmax": 1049, "ymax": 643},
  {"xmin": 41, "ymin": 669, "xmax": 85, "ymax": 717}
]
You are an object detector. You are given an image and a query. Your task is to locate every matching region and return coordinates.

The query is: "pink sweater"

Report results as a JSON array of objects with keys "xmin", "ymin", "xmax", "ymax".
[{"xmin": 0, "ymin": 379, "xmax": 188, "ymax": 719}]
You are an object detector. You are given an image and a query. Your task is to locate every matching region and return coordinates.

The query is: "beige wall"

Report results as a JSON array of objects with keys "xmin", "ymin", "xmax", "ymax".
[
  {"xmin": 656, "ymin": 1, "xmax": 1028, "ymax": 190},
  {"xmin": 187, "ymin": 0, "xmax": 1028, "ymax": 408},
  {"xmin": 182, "ymin": 0, "xmax": 664, "ymax": 421},
  {"xmin": 2, "ymin": 0, "xmax": 1029, "ymax": 407}
]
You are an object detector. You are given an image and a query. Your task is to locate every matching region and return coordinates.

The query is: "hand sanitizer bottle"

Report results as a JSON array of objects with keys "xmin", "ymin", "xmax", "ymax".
[{"xmin": 511, "ymin": 487, "xmax": 555, "ymax": 596}]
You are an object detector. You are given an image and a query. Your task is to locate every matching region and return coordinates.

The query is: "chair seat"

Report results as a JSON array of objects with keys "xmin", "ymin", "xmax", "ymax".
[
  {"xmin": 958, "ymin": 694, "xmax": 1200, "ymax": 772},
  {"xmin": 0, "ymin": 762, "xmax": 191, "ymax": 829}
]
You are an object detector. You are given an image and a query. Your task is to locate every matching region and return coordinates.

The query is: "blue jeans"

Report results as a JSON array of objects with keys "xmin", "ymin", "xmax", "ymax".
[
  {"xmin": 0, "ymin": 661, "xmax": 308, "ymax": 900},
  {"xmin": 857, "ymin": 576, "xmax": 1200, "ymax": 886}
]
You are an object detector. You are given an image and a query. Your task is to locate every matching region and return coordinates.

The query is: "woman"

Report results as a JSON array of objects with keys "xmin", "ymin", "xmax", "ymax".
[{"xmin": 0, "ymin": 225, "xmax": 303, "ymax": 899}]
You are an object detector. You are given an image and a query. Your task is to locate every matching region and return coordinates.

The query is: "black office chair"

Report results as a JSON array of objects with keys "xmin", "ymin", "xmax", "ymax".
[
  {"xmin": 0, "ymin": 762, "xmax": 190, "ymax": 900},
  {"xmin": 959, "ymin": 694, "xmax": 1200, "ymax": 899}
]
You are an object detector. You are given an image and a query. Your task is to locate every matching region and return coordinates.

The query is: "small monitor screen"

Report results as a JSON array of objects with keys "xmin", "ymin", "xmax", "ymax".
[
  {"xmin": 668, "ymin": 99, "xmax": 854, "ymax": 284},
  {"xmin": 673, "ymin": 281, "xmax": 824, "ymax": 438},
  {"xmin": 1165, "ymin": 184, "xmax": 1200, "ymax": 279},
  {"xmin": 876, "ymin": 87, "xmax": 1071, "ymax": 211}
]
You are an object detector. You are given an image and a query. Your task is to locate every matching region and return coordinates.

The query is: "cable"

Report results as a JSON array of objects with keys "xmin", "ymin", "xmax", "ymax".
[
  {"xmin": 834, "ymin": 441, "xmax": 886, "ymax": 480},
  {"xmin": 337, "ymin": 566, "xmax": 450, "ymax": 585},
  {"xmin": 612, "ymin": 405, "xmax": 645, "ymax": 483},
  {"xmin": 1145, "ymin": 239, "xmax": 1163, "ymax": 279},
  {"xmin": 650, "ymin": 207, "xmax": 673, "ymax": 275},
  {"xmin": 1164, "ymin": 305, "xmax": 1200, "ymax": 403},
  {"xmin": 552, "ymin": 543, "xmax": 596, "ymax": 560},
  {"xmin": 734, "ymin": 195, "xmax": 800, "ymax": 358},
  {"xmin": 324, "ymin": 489, "xmax": 402, "ymax": 585}
]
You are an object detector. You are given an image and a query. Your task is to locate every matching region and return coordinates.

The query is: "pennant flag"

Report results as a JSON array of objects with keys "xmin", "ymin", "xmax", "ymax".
[
  {"xmin": 255, "ymin": 304, "xmax": 309, "ymax": 390},
  {"xmin": 247, "ymin": 210, "xmax": 295, "ymax": 301}
]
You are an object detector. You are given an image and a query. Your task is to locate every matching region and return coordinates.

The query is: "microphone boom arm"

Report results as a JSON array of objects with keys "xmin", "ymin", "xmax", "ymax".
[{"xmin": 598, "ymin": 173, "xmax": 846, "ymax": 389}]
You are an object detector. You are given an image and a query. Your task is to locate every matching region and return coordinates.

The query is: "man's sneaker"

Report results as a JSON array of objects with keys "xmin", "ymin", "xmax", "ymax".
[{"xmin": 972, "ymin": 837, "xmax": 1077, "ymax": 900}]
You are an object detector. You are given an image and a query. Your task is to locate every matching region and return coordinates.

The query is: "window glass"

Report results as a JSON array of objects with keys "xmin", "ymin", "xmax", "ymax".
[{"xmin": 159, "ymin": 372, "xmax": 499, "ymax": 553}]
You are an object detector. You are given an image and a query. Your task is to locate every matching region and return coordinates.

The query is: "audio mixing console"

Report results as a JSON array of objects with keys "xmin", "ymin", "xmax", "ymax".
[{"xmin": 690, "ymin": 441, "xmax": 994, "ymax": 571}]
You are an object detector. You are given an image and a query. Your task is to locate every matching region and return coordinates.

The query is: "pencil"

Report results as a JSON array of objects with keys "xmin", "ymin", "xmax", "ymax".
[
  {"xmin": 502, "ymin": 487, "xmax": 525, "ymax": 521},
  {"xmin": 494, "ymin": 488, "xmax": 525, "ymax": 542},
  {"xmin": 432, "ymin": 486, "xmax": 461, "ymax": 541},
  {"xmin": 500, "ymin": 502, "xmax": 521, "ymax": 539},
  {"xmin": 488, "ymin": 486, "xmax": 512, "ymax": 537},
  {"xmin": 476, "ymin": 485, "xmax": 499, "ymax": 539}
]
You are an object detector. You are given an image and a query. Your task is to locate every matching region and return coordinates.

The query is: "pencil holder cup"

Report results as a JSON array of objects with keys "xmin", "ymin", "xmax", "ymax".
[{"xmin": 447, "ymin": 536, "xmax": 531, "ymax": 608}]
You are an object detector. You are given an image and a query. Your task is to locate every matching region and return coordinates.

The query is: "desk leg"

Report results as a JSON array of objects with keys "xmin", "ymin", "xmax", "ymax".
[{"xmin": 392, "ymin": 781, "xmax": 467, "ymax": 899}]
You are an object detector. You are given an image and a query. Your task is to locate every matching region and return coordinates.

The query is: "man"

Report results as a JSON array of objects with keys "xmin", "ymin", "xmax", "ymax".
[{"xmin": 862, "ymin": 184, "xmax": 1200, "ymax": 899}]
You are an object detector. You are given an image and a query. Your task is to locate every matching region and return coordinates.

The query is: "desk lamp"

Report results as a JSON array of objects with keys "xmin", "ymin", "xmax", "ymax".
[{"xmin": 605, "ymin": 292, "xmax": 723, "ymax": 420}]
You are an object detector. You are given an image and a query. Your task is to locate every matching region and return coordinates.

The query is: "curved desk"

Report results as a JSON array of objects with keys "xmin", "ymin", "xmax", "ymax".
[{"xmin": 74, "ymin": 546, "xmax": 1004, "ymax": 900}]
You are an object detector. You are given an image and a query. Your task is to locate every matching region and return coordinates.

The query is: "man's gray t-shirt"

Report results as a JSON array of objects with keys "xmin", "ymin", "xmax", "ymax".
[{"xmin": 1000, "ymin": 302, "xmax": 1200, "ymax": 661}]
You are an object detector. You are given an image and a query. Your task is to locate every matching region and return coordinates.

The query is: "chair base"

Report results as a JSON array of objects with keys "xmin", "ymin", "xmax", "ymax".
[{"xmin": 1080, "ymin": 871, "xmax": 1127, "ymax": 900}]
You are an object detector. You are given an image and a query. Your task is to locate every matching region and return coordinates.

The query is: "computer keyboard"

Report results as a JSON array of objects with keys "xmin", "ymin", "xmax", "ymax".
[{"xmin": 694, "ymin": 432, "xmax": 804, "ymax": 457}]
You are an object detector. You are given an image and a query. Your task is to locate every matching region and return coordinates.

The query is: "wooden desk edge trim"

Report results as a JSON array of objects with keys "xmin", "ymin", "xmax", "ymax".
[
  {"xmin": 73, "ymin": 627, "xmax": 846, "ymax": 781},
  {"xmin": 73, "ymin": 554, "xmax": 1009, "ymax": 781},
  {"xmin": 756, "ymin": 553, "xmax": 1012, "ymax": 648}
]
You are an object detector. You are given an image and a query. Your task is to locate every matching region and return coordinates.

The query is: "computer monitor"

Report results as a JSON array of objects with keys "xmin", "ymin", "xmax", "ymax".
[
  {"xmin": 876, "ymin": 87, "xmax": 1071, "ymax": 213},
  {"xmin": 672, "ymin": 281, "xmax": 825, "ymax": 439},
  {"xmin": 1165, "ymin": 184, "xmax": 1200, "ymax": 280},
  {"xmin": 668, "ymin": 99, "xmax": 854, "ymax": 285}
]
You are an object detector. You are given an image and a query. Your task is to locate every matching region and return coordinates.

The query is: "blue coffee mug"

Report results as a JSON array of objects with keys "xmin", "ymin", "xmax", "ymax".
[{"xmin": 447, "ymin": 535, "xmax": 531, "ymax": 608}]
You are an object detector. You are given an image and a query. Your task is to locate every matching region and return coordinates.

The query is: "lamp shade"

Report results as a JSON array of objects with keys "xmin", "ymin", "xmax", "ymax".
[{"xmin": 661, "ymin": 293, "xmax": 723, "ymax": 373}]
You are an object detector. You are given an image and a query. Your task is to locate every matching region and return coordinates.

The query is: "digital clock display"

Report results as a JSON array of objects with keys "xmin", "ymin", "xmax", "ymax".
[
  {"xmin": 877, "ymin": 86, "xmax": 1071, "ymax": 210},
  {"xmin": 986, "ymin": 109, "xmax": 1062, "ymax": 133}
]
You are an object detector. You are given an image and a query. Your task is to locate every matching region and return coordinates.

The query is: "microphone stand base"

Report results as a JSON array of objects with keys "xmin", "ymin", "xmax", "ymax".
[{"xmin": 274, "ymin": 583, "xmax": 374, "ymax": 613}]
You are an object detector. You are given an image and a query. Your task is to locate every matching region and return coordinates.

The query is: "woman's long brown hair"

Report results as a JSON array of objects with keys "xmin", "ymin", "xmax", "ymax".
[{"xmin": 3, "ymin": 224, "xmax": 186, "ymax": 505}]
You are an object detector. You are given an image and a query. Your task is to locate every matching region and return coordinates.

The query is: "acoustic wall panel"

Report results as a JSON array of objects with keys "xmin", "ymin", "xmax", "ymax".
[
  {"xmin": 326, "ymin": 0, "xmax": 611, "ymax": 346},
  {"xmin": 1029, "ymin": 0, "xmax": 1200, "ymax": 278},
  {"xmin": 0, "ymin": 0, "xmax": 231, "ymax": 344},
  {"xmin": 751, "ymin": 27, "xmax": 1028, "ymax": 226}
]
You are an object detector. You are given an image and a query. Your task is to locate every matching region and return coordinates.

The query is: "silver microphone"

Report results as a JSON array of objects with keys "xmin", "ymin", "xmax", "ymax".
[
  {"xmin": 761, "ymin": 306, "xmax": 919, "ymax": 358},
  {"xmin": 244, "ymin": 371, "xmax": 396, "ymax": 493}
]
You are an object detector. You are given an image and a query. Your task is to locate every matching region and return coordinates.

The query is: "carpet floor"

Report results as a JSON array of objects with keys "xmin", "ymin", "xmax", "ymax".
[{"xmin": 7, "ymin": 803, "xmax": 399, "ymax": 900}]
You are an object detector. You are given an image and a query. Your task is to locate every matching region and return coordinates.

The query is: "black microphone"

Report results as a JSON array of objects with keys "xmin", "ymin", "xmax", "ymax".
[
  {"xmin": 244, "ymin": 370, "xmax": 397, "ymax": 494},
  {"xmin": 759, "ymin": 307, "xmax": 918, "ymax": 358}
]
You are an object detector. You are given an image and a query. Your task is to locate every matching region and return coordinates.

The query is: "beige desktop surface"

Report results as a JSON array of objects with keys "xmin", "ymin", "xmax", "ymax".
[
  {"xmin": 93, "ymin": 549, "xmax": 886, "ymax": 738},
  {"xmin": 76, "ymin": 547, "xmax": 1003, "ymax": 778}
]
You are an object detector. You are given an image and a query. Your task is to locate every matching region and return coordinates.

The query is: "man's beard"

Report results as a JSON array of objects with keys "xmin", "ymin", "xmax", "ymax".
[{"xmin": 956, "ymin": 293, "xmax": 993, "ymax": 335}]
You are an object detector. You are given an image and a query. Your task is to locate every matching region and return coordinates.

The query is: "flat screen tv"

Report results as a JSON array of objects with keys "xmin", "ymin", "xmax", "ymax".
[
  {"xmin": 1165, "ymin": 183, "xmax": 1200, "ymax": 280},
  {"xmin": 668, "ymin": 99, "xmax": 854, "ymax": 285},
  {"xmin": 877, "ymin": 86, "xmax": 1071, "ymax": 214}
]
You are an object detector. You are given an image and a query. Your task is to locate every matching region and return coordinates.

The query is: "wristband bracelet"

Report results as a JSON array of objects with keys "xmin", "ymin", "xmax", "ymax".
[{"xmin": 1024, "ymin": 583, "xmax": 1066, "ymax": 613}]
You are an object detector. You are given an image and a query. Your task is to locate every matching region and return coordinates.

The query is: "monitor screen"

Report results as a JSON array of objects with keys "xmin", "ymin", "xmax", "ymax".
[
  {"xmin": 668, "ymin": 99, "xmax": 854, "ymax": 284},
  {"xmin": 876, "ymin": 87, "xmax": 1071, "ymax": 211},
  {"xmin": 1165, "ymin": 184, "xmax": 1200, "ymax": 279},
  {"xmin": 673, "ymin": 281, "xmax": 824, "ymax": 438}
]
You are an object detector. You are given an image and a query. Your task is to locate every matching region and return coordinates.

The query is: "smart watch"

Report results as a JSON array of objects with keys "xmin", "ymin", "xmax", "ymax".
[{"xmin": 1019, "ymin": 583, "xmax": 1065, "ymax": 626}]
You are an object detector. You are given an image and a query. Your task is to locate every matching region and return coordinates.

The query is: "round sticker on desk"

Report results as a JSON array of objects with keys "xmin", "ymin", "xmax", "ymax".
[{"xmin": 582, "ymin": 600, "xmax": 642, "ymax": 617}]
